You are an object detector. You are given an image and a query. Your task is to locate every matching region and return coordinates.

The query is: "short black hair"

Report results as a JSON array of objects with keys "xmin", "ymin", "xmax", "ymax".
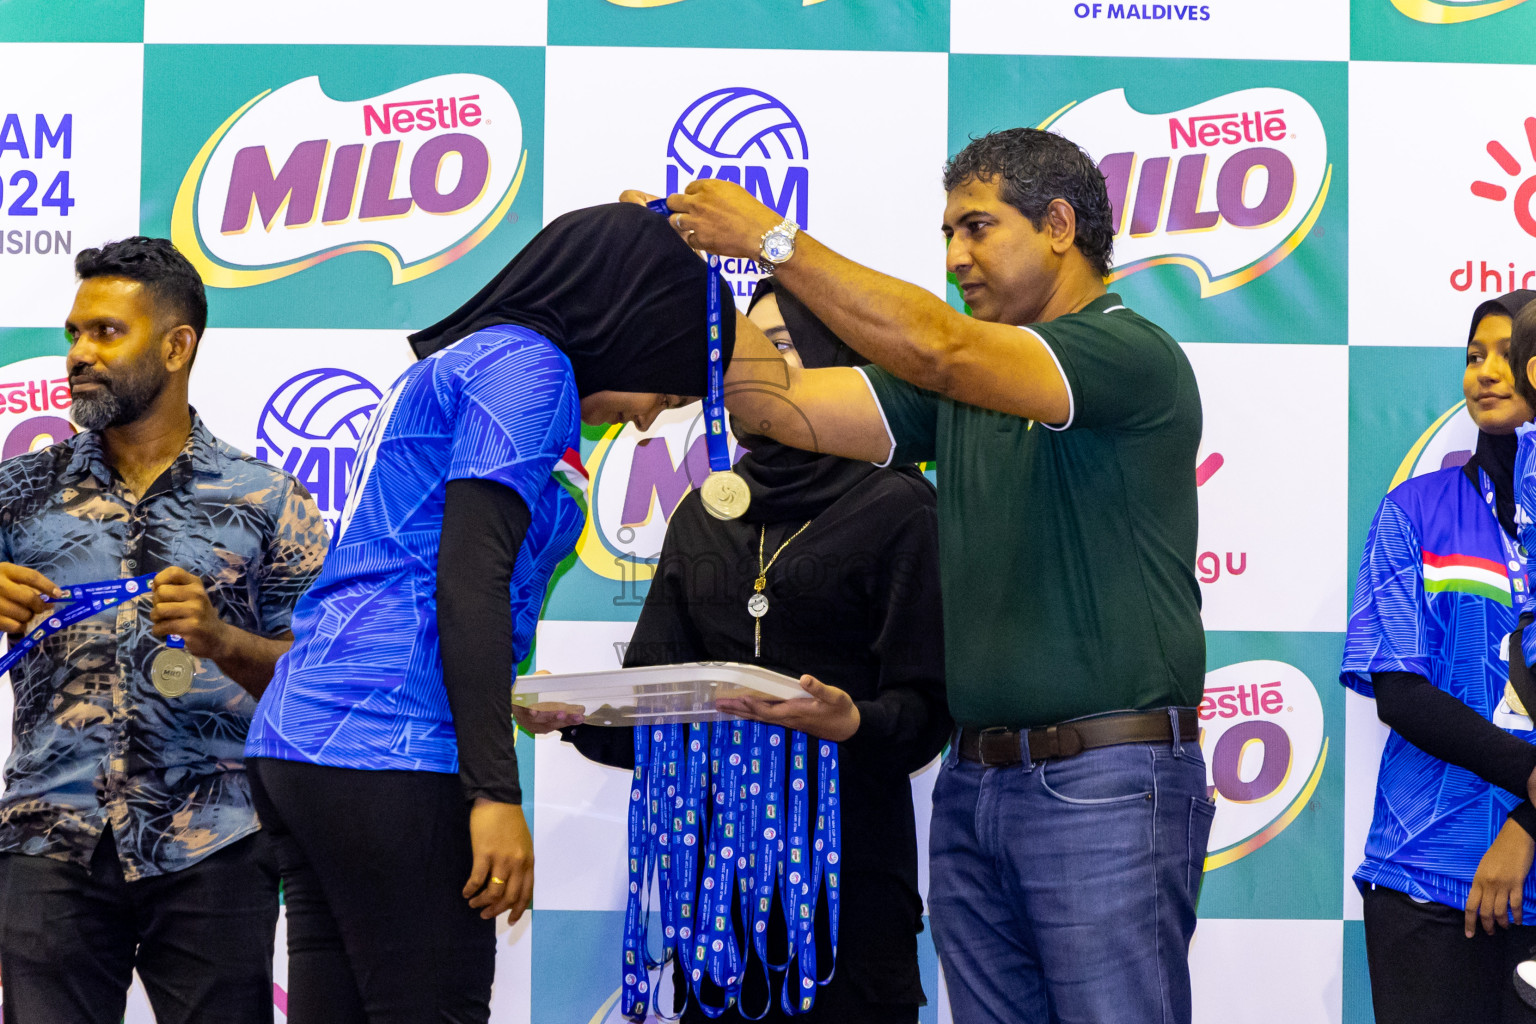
[
  {"xmin": 75, "ymin": 237, "xmax": 208, "ymax": 342},
  {"xmin": 942, "ymin": 128, "xmax": 1115, "ymax": 278},
  {"xmin": 1511, "ymin": 302, "xmax": 1536, "ymax": 410}
]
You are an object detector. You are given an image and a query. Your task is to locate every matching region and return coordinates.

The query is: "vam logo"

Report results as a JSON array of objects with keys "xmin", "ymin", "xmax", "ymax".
[
  {"xmin": 577, "ymin": 407, "xmax": 743, "ymax": 584},
  {"xmin": 1199, "ymin": 660, "xmax": 1328, "ymax": 869},
  {"xmin": 1043, "ymin": 87, "xmax": 1331, "ymax": 298},
  {"xmin": 1390, "ymin": 0, "xmax": 1530, "ymax": 23},
  {"xmin": 666, "ymin": 87, "xmax": 809, "ymax": 301},
  {"xmin": 255, "ymin": 368, "xmax": 383, "ymax": 534},
  {"xmin": 172, "ymin": 74, "xmax": 526, "ymax": 289}
]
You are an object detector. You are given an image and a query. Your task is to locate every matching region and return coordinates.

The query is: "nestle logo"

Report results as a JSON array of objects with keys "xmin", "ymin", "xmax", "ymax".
[
  {"xmin": 1169, "ymin": 109, "xmax": 1287, "ymax": 150},
  {"xmin": 363, "ymin": 95, "xmax": 483, "ymax": 136},
  {"xmin": 1199, "ymin": 680, "xmax": 1284, "ymax": 720}
]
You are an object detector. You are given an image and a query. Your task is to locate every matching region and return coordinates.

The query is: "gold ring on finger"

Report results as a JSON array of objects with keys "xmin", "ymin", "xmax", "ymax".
[{"xmin": 490, "ymin": 877, "xmax": 506, "ymax": 886}]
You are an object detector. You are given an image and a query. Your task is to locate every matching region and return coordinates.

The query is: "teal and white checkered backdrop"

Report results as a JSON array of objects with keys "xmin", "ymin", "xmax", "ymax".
[{"xmin": 1, "ymin": 1, "xmax": 1533, "ymax": 1020}]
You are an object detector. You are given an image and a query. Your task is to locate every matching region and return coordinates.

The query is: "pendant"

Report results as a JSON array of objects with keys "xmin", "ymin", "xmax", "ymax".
[
  {"xmin": 151, "ymin": 647, "xmax": 197, "ymax": 698},
  {"xmin": 747, "ymin": 593, "xmax": 769, "ymax": 619},
  {"xmin": 701, "ymin": 470, "xmax": 751, "ymax": 521}
]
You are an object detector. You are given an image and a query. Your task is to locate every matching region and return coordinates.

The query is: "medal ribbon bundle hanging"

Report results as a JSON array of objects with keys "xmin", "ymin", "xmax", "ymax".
[
  {"xmin": 620, "ymin": 202, "xmax": 841, "ymax": 1020},
  {"xmin": 621, "ymin": 722, "xmax": 839, "ymax": 1020}
]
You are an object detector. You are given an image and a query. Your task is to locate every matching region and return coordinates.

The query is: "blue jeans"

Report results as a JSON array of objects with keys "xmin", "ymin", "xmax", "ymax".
[{"xmin": 928, "ymin": 718, "xmax": 1215, "ymax": 1024}]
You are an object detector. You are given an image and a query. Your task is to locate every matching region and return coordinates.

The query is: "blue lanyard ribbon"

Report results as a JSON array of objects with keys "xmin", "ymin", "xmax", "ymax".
[
  {"xmin": 646, "ymin": 198, "xmax": 731, "ymax": 475},
  {"xmin": 1481, "ymin": 467, "xmax": 1531, "ymax": 613},
  {"xmin": 622, "ymin": 718, "xmax": 840, "ymax": 1021},
  {"xmin": 621, "ymin": 727, "xmax": 653, "ymax": 1020},
  {"xmin": 2, "ymin": 573, "xmax": 156, "ymax": 677}
]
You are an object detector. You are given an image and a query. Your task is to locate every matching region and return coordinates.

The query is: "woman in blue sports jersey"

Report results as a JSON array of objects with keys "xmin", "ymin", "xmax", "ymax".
[
  {"xmin": 1343, "ymin": 290, "xmax": 1536, "ymax": 1024},
  {"xmin": 243, "ymin": 204, "xmax": 735, "ymax": 1024}
]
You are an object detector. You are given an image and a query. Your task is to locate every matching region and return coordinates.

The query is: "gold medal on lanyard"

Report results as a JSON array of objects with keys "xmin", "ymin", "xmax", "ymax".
[{"xmin": 151, "ymin": 635, "xmax": 197, "ymax": 698}]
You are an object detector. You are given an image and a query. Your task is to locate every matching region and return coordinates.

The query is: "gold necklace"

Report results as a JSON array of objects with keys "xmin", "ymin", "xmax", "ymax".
[{"xmin": 748, "ymin": 521, "xmax": 812, "ymax": 658}]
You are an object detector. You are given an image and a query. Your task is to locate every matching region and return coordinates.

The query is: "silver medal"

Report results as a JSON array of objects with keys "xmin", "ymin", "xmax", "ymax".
[
  {"xmin": 700, "ymin": 470, "xmax": 751, "ymax": 521},
  {"xmin": 151, "ymin": 647, "xmax": 197, "ymax": 698},
  {"xmin": 747, "ymin": 593, "xmax": 769, "ymax": 619}
]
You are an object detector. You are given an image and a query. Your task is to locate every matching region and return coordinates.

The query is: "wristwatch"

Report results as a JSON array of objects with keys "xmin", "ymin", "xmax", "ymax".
[{"xmin": 757, "ymin": 218, "xmax": 798, "ymax": 274}]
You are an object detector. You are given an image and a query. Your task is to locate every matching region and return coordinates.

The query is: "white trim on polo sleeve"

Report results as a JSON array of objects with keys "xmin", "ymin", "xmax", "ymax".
[
  {"xmin": 1022, "ymin": 325, "xmax": 1075, "ymax": 432},
  {"xmin": 854, "ymin": 366, "xmax": 898, "ymax": 468}
]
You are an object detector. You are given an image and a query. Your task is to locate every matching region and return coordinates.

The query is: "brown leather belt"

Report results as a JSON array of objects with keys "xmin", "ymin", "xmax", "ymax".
[{"xmin": 957, "ymin": 708, "xmax": 1200, "ymax": 766}]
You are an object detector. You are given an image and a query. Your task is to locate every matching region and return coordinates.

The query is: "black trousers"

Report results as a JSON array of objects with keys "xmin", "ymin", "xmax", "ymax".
[
  {"xmin": 1364, "ymin": 883, "xmax": 1536, "ymax": 1024},
  {"xmin": 247, "ymin": 757, "xmax": 495, "ymax": 1024},
  {"xmin": 0, "ymin": 829, "xmax": 278, "ymax": 1024}
]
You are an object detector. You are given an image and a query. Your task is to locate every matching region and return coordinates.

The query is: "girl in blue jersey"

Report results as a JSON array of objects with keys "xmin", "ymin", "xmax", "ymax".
[
  {"xmin": 244, "ymin": 204, "xmax": 735, "ymax": 1024},
  {"xmin": 1343, "ymin": 290, "xmax": 1536, "ymax": 1024}
]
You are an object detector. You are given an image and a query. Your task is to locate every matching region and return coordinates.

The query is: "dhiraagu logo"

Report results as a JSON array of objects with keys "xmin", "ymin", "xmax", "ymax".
[
  {"xmin": 1043, "ymin": 87, "xmax": 1330, "ymax": 298},
  {"xmin": 1199, "ymin": 660, "xmax": 1328, "ymax": 869},
  {"xmin": 1391, "ymin": 0, "xmax": 1531, "ymax": 22},
  {"xmin": 578, "ymin": 407, "xmax": 743, "ymax": 583},
  {"xmin": 171, "ymin": 73, "xmax": 526, "ymax": 289}
]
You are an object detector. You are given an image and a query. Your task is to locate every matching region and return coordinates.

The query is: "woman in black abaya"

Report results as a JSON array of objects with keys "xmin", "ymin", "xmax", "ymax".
[{"xmin": 528, "ymin": 280, "xmax": 951, "ymax": 1023}]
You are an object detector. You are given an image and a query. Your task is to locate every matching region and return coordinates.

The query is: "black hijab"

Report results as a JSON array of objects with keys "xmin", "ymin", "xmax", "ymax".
[
  {"xmin": 733, "ymin": 280, "xmax": 924, "ymax": 523},
  {"xmin": 407, "ymin": 203, "xmax": 734, "ymax": 399},
  {"xmin": 1462, "ymin": 290, "xmax": 1536, "ymax": 537}
]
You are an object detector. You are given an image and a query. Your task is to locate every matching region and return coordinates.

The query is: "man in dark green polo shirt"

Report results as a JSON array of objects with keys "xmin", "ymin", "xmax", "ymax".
[{"xmin": 641, "ymin": 126, "xmax": 1211, "ymax": 1024}]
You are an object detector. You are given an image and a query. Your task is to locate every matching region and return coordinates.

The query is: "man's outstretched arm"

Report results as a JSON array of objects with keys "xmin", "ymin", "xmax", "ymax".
[
  {"xmin": 725, "ymin": 308, "xmax": 894, "ymax": 464},
  {"xmin": 664, "ymin": 179, "xmax": 1074, "ymax": 424}
]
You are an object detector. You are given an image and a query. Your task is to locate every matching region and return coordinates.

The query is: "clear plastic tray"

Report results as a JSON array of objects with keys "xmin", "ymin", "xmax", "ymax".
[{"xmin": 512, "ymin": 663, "xmax": 803, "ymax": 726}]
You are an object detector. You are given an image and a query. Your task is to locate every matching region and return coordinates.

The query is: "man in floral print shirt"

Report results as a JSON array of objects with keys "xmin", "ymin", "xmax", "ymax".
[{"xmin": 0, "ymin": 237, "xmax": 327, "ymax": 1024}]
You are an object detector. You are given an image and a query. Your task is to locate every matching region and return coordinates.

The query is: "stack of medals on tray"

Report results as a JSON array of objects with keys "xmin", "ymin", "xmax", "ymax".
[{"xmin": 620, "ymin": 721, "xmax": 841, "ymax": 1020}]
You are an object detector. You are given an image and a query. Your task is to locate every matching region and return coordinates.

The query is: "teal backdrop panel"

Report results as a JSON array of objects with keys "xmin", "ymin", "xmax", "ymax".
[
  {"xmin": 1344, "ymin": 920, "xmax": 1376, "ymax": 1024},
  {"xmin": 548, "ymin": 0, "xmax": 949, "ymax": 51},
  {"xmin": 140, "ymin": 44, "xmax": 544, "ymax": 330},
  {"xmin": 0, "ymin": 328, "xmax": 64, "ymax": 364},
  {"xmin": 0, "ymin": 0, "xmax": 143, "ymax": 41},
  {"xmin": 1346, "ymin": 346, "xmax": 1469, "ymax": 615},
  {"xmin": 1198, "ymin": 631, "xmax": 1347, "ymax": 921},
  {"xmin": 948, "ymin": 55, "xmax": 1347, "ymax": 347},
  {"xmin": 1351, "ymin": 0, "xmax": 1536, "ymax": 64}
]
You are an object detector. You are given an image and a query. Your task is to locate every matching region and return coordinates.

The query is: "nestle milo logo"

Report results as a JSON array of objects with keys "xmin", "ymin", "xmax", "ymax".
[{"xmin": 171, "ymin": 73, "xmax": 526, "ymax": 289}]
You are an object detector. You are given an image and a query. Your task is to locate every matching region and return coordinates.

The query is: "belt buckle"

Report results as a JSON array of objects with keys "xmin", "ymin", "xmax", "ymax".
[{"xmin": 976, "ymin": 726, "xmax": 1016, "ymax": 767}]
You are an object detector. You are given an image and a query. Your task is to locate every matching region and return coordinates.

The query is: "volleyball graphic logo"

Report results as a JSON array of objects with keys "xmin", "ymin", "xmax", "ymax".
[
  {"xmin": 255, "ymin": 368, "xmax": 383, "ymax": 526},
  {"xmin": 665, "ymin": 86, "xmax": 811, "ymax": 305},
  {"xmin": 666, "ymin": 87, "xmax": 809, "ymax": 176}
]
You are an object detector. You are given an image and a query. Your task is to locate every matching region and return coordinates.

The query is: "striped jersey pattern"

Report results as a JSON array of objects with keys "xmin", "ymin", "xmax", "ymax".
[{"xmin": 246, "ymin": 326, "xmax": 585, "ymax": 774}]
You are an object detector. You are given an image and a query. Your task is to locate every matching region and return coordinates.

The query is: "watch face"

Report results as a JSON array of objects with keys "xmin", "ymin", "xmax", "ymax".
[{"xmin": 763, "ymin": 230, "xmax": 794, "ymax": 263}]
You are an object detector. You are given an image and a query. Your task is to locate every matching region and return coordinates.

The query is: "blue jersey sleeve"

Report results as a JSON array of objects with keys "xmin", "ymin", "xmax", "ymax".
[
  {"xmin": 1518, "ymin": 431, "xmax": 1536, "ymax": 557},
  {"xmin": 1519, "ymin": 430, "xmax": 1536, "ymax": 665},
  {"xmin": 1342, "ymin": 495, "xmax": 1428, "ymax": 696},
  {"xmin": 446, "ymin": 338, "xmax": 579, "ymax": 513}
]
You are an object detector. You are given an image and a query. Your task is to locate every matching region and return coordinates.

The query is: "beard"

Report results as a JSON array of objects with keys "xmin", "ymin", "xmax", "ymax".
[{"xmin": 70, "ymin": 360, "xmax": 167, "ymax": 432}]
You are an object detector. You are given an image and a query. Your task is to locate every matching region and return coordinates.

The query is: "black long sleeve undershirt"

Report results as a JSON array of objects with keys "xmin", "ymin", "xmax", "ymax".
[
  {"xmin": 437, "ymin": 477, "xmax": 531, "ymax": 806},
  {"xmin": 1373, "ymin": 669, "xmax": 1536, "ymax": 836}
]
